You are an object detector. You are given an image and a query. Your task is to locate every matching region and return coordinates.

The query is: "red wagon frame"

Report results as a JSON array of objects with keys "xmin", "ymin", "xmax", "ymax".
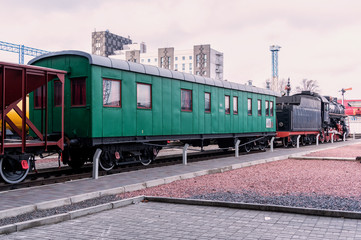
[{"xmin": 0, "ymin": 61, "xmax": 66, "ymax": 154}]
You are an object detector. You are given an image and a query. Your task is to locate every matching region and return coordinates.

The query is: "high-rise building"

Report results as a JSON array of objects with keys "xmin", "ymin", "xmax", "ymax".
[
  {"xmin": 92, "ymin": 30, "xmax": 132, "ymax": 57},
  {"xmin": 110, "ymin": 44, "xmax": 224, "ymax": 80}
]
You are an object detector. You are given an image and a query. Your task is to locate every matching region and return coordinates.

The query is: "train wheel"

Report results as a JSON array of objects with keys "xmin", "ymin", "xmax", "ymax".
[
  {"xmin": 244, "ymin": 144, "xmax": 252, "ymax": 153},
  {"xmin": 301, "ymin": 137, "xmax": 306, "ymax": 146},
  {"xmin": 99, "ymin": 153, "xmax": 115, "ymax": 171},
  {"xmin": 0, "ymin": 157, "xmax": 30, "ymax": 184},
  {"xmin": 259, "ymin": 143, "xmax": 266, "ymax": 151},
  {"xmin": 139, "ymin": 156, "xmax": 152, "ymax": 166},
  {"xmin": 319, "ymin": 134, "xmax": 325, "ymax": 144},
  {"xmin": 282, "ymin": 138, "xmax": 289, "ymax": 148},
  {"xmin": 68, "ymin": 150, "xmax": 85, "ymax": 169}
]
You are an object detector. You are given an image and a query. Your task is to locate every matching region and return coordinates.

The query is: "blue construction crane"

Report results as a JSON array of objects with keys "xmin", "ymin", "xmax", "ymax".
[
  {"xmin": 270, "ymin": 45, "xmax": 281, "ymax": 92},
  {"xmin": 0, "ymin": 41, "xmax": 49, "ymax": 64}
]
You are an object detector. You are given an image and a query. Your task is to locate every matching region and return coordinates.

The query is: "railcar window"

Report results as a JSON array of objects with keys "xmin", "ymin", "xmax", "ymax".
[
  {"xmin": 137, "ymin": 83, "xmax": 152, "ymax": 109},
  {"xmin": 247, "ymin": 98, "xmax": 252, "ymax": 115},
  {"xmin": 225, "ymin": 95, "xmax": 230, "ymax": 114},
  {"xmin": 54, "ymin": 81, "xmax": 62, "ymax": 107},
  {"xmin": 270, "ymin": 101, "xmax": 274, "ymax": 116},
  {"xmin": 205, "ymin": 92, "xmax": 211, "ymax": 112},
  {"xmin": 233, "ymin": 96, "xmax": 238, "ymax": 114},
  {"xmin": 258, "ymin": 99, "xmax": 262, "ymax": 116},
  {"xmin": 103, "ymin": 79, "xmax": 121, "ymax": 107},
  {"xmin": 265, "ymin": 100, "xmax": 269, "ymax": 116},
  {"xmin": 71, "ymin": 78, "xmax": 86, "ymax": 106},
  {"xmin": 181, "ymin": 89, "xmax": 192, "ymax": 111},
  {"xmin": 34, "ymin": 86, "xmax": 45, "ymax": 109}
]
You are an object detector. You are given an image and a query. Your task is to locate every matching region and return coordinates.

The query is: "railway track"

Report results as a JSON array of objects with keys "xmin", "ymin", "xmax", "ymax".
[{"xmin": 0, "ymin": 148, "xmax": 251, "ymax": 192}]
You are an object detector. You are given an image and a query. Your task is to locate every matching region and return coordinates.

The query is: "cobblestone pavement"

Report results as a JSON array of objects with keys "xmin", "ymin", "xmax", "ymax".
[{"xmin": 2, "ymin": 202, "xmax": 361, "ymax": 240}]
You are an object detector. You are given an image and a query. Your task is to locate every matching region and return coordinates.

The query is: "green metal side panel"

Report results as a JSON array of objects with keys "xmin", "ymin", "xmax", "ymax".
[
  {"xmin": 67, "ymin": 57, "xmax": 91, "ymax": 138},
  {"xmin": 198, "ymin": 85, "xmax": 205, "ymax": 133},
  {"xmin": 211, "ymin": 87, "xmax": 219, "ymax": 133},
  {"xmin": 161, "ymin": 78, "xmax": 172, "ymax": 135},
  {"xmin": 171, "ymin": 81, "xmax": 181, "ymax": 135},
  {"xmin": 192, "ymin": 84, "xmax": 199, "ymax": 134},
  {"xmin": 260, "ymin": 94, "xmax": 265, "ymax": 132},
  {"xmin": 136, "ymin": 74, "xmax": 153, "ymax": 136},
  {"xmin": 232, "ymin": 90, "xmax": 240, "ymax": 133},
  {"xmin": 224, "ymin": 89, "xmax": 231, "ymax": 133},
  {"xmin": 152, "ymin": 76, "xmax": 163, "ymax": 136},
  {"xmin": 180, "ymin": 81, "xmax": 193, "ymax": 135},
  {"xmin": 122, "ymin": 71, "xmax": 136, "ymax": 136},
  {"xmin": 98, "ymin": 67, "xmax": 124, "ymax": 137},
  {"xmin": 245, "ymin": 92, "xmax": 252, "ymax": 133},
  {"xmin": 217, "ymin": 88, "xmax": 225, "ymax": 133}
]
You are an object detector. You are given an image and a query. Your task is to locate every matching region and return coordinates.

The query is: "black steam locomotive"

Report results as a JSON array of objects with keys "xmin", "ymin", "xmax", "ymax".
[{"xmin": 276, "ymin": 91, "xmax": 348, "ymax": 146}]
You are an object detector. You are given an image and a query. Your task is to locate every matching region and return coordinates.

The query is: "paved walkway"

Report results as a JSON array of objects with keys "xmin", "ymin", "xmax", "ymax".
[{"xmin": 3, "ymin": 201, "xmax": 361, "ymax": 240}]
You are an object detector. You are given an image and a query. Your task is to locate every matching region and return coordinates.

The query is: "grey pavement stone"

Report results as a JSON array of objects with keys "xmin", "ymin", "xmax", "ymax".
[{"xmin": 3, "ymin": 202, "xmax": 361, "ymax": 239}]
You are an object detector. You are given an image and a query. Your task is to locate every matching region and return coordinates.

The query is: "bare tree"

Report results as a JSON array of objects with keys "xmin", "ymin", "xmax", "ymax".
[
  {"xmin": 295, "ymin": 79, "xmax": 320, "ymax": 93},
  {"xmin": 264, "ymin": 78, "xmax": 289, "ymax": 95}
]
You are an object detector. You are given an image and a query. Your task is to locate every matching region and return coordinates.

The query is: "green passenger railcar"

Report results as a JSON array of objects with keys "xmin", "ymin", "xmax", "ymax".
[{"xmin": 29, "ymin": 51, "xmax": 278, "ymax": 169}]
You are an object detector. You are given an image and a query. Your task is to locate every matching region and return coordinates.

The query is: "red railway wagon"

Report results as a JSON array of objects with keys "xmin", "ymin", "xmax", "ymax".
[
  {"xmin": 338, "ymin": 99, "xmax": 361, "ymax": 116},
  {"xmin": 0, "ymin": 61, "xmax": 66, "ymax": 183}
]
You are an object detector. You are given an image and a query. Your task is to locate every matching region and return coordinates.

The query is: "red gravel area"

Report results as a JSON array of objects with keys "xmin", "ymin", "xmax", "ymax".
[
  {"xmin": 305, "ymin": 144, "xmax": 361, "ymax": 158},
  {"xmin": 120, "ymin": 159, "xmax": 361, "ymax": 199}
]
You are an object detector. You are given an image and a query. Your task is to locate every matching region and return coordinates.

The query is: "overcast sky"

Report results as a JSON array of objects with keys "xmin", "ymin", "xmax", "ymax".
[{"xmin": 1, "ymin": 0, "xmax": 360, "ymax": 99}]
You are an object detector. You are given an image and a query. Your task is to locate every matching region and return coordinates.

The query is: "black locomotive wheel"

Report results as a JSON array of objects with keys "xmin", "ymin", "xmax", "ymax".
[
  {"xmin": 301, "ymin": 137, "xmax": 306, "ymax": 146},
  {"xmin": 0, "ymin": 157, "xmax": 30, "ymax": 184},
  {"xmin": 282, "ymin": 138, "xmax": 289, "ymax": 148},
  {"xmin": 319, "ymin": 134, "xmax": 325, "ymax": 144}
]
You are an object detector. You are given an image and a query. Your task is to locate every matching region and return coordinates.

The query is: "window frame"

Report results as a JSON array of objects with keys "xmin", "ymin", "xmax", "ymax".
[
  {"xmin": 270, "ymin": 101, "xmax": 274, "ymax": 117},
  {"xmin": 34, "ymin": 86, "xmax": 45, "ymax": 109},
  {"xmin": 225, "ymin": 95, "xmax": 230, "ymax": 114},
  {"xmin": 54, "ymin": 80, "xmax": 62, "ymax": 107},
  {"xmin": 257, "ymin": 99, "xmax": 262, "ymax": 116},
  {"xmin": 181, "ymin": 89, "xmax": 192, "ymax": 112},
  {"xmin": 103, "ymin": 78, "xmax": 121, "ymax": 108},
  {"xmin": 265, "ymin": 100, "xmax": 270, "ymax": 116},
  {"xmin": 71, "ymin": 77, "xmax": 87, "ymax": 107},
  {"xmin": 205, "ymin": 92, "xmax": 211, "ymax": 113},
  {"xmin": 233, "ymin": 96, "xmax": 238, "ymax": 115},
  {"xmin": 137, "ymin": 83, "xmax": 152, "ymax": 109},
  {"xmin": 247, "ymin": 98, "xmax": 252, "ymax": 116}
]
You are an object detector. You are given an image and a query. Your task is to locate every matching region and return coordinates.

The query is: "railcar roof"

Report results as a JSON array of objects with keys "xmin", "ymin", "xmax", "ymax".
[{"xmin": 29, "ymin": 50, "xmax": 280, "ymax": 97}]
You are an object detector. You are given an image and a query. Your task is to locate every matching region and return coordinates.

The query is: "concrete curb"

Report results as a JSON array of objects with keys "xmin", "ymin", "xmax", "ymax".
[
  {"xmin": 291, "ymin": 156, "xmax": 356, "ymax": 161},
  {"xmin": 0, "ymin": 196, "xmax": 144, "ymax": 235},
  {"xmin": 145, "ymin": 196, "xmax": 361, "ymax": 220}
]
